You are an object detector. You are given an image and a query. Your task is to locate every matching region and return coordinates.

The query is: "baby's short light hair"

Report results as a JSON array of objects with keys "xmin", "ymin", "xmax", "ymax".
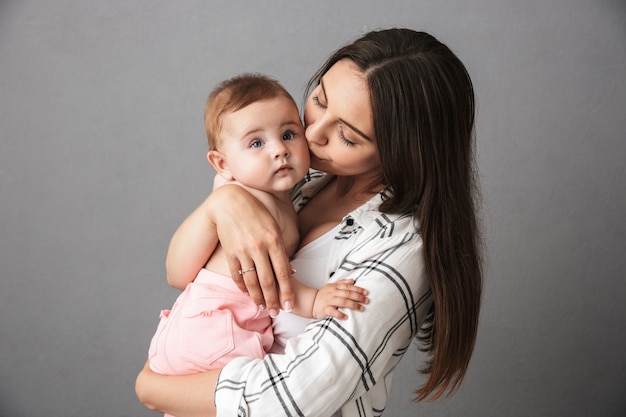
[{"xmin": 204, "ymin": 73, "xmax": 297, "ymax": 150}]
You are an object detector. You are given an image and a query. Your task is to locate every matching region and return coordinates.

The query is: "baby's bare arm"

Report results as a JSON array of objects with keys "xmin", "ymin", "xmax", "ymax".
[{"xmin": 289, "ymin": 279, "xmax": 369, "ymax": 320}]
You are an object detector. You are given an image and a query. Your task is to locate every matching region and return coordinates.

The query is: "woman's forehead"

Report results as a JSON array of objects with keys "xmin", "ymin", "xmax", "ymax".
[{"xmin": 321, "ymin": 60, "xmax": 374, "ymax": 141}]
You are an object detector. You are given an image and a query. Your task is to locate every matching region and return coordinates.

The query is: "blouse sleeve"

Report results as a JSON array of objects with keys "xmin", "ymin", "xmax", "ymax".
[{"xmin": 215, "ymin": 211, "xmax": 432, "ymax": 417}]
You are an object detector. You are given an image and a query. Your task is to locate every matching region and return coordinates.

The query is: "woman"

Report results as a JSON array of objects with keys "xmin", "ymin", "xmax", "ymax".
[{"xmin": 136, "ymin": 28, "xmax": 482, "ymax": 417}]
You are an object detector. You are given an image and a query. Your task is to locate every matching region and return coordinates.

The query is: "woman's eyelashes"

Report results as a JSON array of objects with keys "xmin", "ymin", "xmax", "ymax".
[
  {"xmin": 339, "ymin": 127, "xmax": 356, "ymax": 147},
  {"xmin": 312, "ymin": 95, "xmax": 326, "ymax": 109},
  {"xmin": 312, "ymin": 95, "xmax": 356, "ymax": 147}
]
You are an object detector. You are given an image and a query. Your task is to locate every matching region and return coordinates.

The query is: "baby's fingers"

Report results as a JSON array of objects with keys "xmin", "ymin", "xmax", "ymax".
[
  {"xmin": 323, "ymin": 305, "xmax": 349, "ymax": 320},
  {"xmin": 338, "ymin": 284, "xmax": 369, "ymax": 302},
  {"xmin": 335, "ymin": 279, "xmax": 368, "ymax": 295},
  {"xmin": 329, "ymin": 287, "xmax": 369, "ymax": 315},
  {"xmin": 333, "ymin": 296, "xmax": 368, "ymax": 311}
]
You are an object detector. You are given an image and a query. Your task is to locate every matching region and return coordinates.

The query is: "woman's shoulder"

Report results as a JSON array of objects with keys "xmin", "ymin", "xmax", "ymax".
[
  {"xmin": 333, "ymin": 194, "xmax": 423, "ymax": 268},
  {"xmin": 350, "ymin": 192, "xmax": 420, "ymax": 236},
  {"xmin": 290, "ymin": 170, "xmax": 333, "ymax": 211}
]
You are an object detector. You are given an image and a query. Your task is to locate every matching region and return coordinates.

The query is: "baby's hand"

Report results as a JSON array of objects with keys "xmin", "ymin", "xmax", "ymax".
[{"xmin": 312, "ymin": 279, "xmax": 369, "ymax": 320}]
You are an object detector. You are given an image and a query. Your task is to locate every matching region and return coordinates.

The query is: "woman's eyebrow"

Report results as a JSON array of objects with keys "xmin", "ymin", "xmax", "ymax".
[
  {"xmin": 320, "ymin": 79, "xmax": 328, "ymax": 102},
  {"xmin": 340, "ymin": 118, "xmax": 373, "ymax": 142},
  {"xmin": 320, "ymin": 78, "xmax": 374, "ymax": 142}
]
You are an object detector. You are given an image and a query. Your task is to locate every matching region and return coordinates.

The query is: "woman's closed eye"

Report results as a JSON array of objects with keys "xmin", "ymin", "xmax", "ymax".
[
  {"xmin": 311, "ymin": 95, "xmax": 356, "ymax": 147},
  {"xmin": 339, "ymin": 126, "xmax": 356, "ymax": 147},
  {"xmin": 312, "ymin": 95, "xmax": 327, "ymax": 109}
]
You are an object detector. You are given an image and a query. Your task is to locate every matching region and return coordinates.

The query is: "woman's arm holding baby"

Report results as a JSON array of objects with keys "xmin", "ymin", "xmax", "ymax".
[{"xmin": 166, "ymin": 184, "xmax": 294, "ymax": 313}]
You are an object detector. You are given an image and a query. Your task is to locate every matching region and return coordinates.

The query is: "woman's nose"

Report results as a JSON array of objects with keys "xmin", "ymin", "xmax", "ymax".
[{"xmin": 305, "ymin": 121, "xmax": 328, "ymax": 146}]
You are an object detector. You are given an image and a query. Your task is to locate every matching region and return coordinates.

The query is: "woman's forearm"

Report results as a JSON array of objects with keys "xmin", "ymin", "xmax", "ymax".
[{"xmin": 135, "ymin": 360, "xmax": 219, "ymax": 417}]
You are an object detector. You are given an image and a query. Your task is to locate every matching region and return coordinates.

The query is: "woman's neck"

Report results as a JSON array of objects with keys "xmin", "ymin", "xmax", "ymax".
[
  {"xmin": 297, "ymin": 173, "xmax": 383, "ymax": 248},
  {"xmin": 332, "ymin": 173, "xmax": 384, "ymax": 202}
]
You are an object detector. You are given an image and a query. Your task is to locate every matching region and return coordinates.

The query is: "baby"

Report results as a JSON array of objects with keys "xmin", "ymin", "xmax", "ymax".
[{"xmin": 147, "ymin": 74, "xmax": 368, "ymax": 398}]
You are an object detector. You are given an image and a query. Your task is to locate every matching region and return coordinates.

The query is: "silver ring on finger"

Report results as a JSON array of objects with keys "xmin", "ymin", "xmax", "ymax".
[{"xmin": 238, "ymin": 266, "xmax": 256, "ymax": 275}]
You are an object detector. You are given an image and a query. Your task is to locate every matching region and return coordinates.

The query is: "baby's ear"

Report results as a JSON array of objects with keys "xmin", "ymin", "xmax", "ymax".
[{"xmin": 207, "ymin": 150, "xmax": 234, "ymax": 181}]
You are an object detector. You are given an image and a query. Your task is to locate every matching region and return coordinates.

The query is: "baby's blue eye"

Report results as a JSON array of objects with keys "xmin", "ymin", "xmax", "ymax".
[
  {"xmin": 283, "ymin": 131, "xmax": 295, "ymax": 141},
  {"xmin": 251, "ymin": 140, "xmax": 263, "ymax": 148}
]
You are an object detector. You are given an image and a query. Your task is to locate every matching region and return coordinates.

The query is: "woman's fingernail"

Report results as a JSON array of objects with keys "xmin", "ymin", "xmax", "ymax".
[
  {"xmin": 258, "ymin": 304, "xmax": 266, "ymax": 311},
  {"xmin": 270, "ymin": 309, "xmax": 279, "ymax": 318},
  {"xmin": 284, "ymin": 301, "xmax": 292, "ymax": 312}
]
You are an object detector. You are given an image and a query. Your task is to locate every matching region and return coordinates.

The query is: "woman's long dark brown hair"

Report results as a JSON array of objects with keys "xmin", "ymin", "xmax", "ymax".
[{"xmin": 307, "ymin": 28, "xmax": 483, "ymax": 401}]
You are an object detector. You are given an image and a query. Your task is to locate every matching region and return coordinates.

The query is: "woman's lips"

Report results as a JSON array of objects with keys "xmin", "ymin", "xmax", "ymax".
[{"xmin": 309, "ymin": 150, "xmax": 322, "ymax": 162}]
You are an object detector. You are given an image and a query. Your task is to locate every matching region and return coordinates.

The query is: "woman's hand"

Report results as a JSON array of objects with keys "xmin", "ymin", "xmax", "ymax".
[
  {"xmin": 166, "ymin": 184, "xmax": 294, "ymax": 314},
  {"xmin": 205, "ymin": 184, "xmax": 294, "ymax": 316}
]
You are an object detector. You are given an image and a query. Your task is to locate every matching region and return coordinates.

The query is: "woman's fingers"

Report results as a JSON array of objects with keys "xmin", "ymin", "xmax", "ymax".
[
  {"xmin": 249, "ymin": 253, "xmax": 278, "ymax": 315},
  {"xmin": 225, "ymin": 243, "xmax": 291, "ymax": 317},
  {"xmin": 268, "ymin": 242, "xmax": 295, "ymax": 315},
  {"xmin": 226, "ymin": 255, "xmax": 252, "ymax": 294},
  {"xmin": 208, "ymin": 185, "xmax": 291, "ymax": 314}
]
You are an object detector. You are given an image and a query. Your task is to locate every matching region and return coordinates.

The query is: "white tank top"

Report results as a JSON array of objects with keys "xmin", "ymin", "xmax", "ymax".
[{"xmin": 270, "ymin": 223, "xmax": 343, "ymax": 352}]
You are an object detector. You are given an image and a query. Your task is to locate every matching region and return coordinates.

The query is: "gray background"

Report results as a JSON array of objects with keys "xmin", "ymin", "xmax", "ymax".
[{"xmin": 1, "ymin": 0, "xmax": 625, "ymax": 416}]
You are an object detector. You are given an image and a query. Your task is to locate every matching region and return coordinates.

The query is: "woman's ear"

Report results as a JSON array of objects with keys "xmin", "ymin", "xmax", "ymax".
[{"xmin": 207, "ymin": 150, "xmax": 234, "ymax": 181}]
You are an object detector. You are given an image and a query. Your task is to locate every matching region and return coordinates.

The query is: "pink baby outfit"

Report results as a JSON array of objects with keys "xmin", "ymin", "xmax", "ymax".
[{"xmin": 148, "ymin": 268, "xmax": 273, "ymax": 377}]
